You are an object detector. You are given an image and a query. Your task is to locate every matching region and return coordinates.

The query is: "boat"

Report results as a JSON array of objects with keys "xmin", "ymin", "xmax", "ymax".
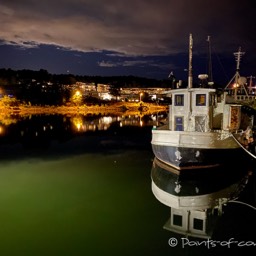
[
  {"xmin": 224, "ymin": 47, "xmax": 256, "ymax": 104},
  {"xmin": 151, "ymin": 34, "xmax": 253, "ymax": 170},
  {"xmin": 151, "ymin": 157, "xmax": 249, "ymax": 239}
]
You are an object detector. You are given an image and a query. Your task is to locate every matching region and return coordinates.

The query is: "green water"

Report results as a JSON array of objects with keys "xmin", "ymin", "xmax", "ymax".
[
  {"xmin": 0, "ymin": 112, "xmax": 254, "ymax": 255},
  {"xmin": 0, "ymin": 150, "xmax": 175, "ymax": 256}
]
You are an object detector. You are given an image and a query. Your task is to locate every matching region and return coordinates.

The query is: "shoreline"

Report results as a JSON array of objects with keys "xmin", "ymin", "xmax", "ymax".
[{"xmin": 0, "ymin": 102, "xmax": 168, "ymax": 117}]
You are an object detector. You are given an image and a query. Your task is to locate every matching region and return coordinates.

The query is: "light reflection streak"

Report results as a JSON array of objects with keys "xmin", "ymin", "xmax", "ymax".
[{"xmin": 0, "ymin": 112, "xmax": 167, "ymax": 137}]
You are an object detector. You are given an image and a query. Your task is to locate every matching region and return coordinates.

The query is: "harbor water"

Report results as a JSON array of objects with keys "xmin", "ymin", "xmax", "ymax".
[{"xmin": 0, "ymin": 113, "xmax": 255, "ymax": 255}]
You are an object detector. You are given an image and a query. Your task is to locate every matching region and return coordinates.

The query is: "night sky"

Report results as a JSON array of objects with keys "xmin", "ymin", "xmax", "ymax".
[{"xmin": 0, "ymin": 0, "xmax": 255, "ymax": 85}]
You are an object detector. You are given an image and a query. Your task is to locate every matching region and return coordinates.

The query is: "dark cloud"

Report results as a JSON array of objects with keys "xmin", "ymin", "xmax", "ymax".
[
  {"xmin": 0, "ymin": 0, "xmax": 255, "ymax": 82},
  {"xmin": 0, "ymin": 0, "xmax": 255, "ymax": 55}
]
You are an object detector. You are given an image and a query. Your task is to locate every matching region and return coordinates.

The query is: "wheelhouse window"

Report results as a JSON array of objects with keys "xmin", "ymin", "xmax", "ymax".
[
  {"xmin": 196, "ymin": 94, "xmax": 206, "ymax": 106},
  {"xmin": 174, "ymin": 94, "xmax": 184, "ymax": 106},
  {"xmin": 193, "ymin": 218, "xmax": 204, "ymax": 231},
  {"xmin": 173, "ymin": 214, "xmax": 182, "ymax": 227}
]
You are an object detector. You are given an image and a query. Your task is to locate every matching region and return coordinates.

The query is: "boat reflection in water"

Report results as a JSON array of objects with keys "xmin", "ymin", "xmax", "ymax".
[{"xmin": 151, "ymin": 157, "xmax": 251, "ymax": 239}]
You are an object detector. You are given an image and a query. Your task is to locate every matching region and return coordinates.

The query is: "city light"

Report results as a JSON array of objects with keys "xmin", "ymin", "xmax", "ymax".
[
  {"xmin": 0, "ymin": 125, "xmax": 4, "ymax": 135},
  {"xmin": 139, "ymin": 92, "xmax": 143, "ymax": 102},
  {"xmin": 71, "ymin": 90, "xmax": 83, "ymax": 105},
  {"xmin": 71, "ymin": 116, "xmax": 83, "ymax": 131}
]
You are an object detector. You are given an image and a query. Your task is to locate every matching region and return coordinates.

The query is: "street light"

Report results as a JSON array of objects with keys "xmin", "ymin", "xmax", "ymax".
[{"xmin": 71, "ymin": 90, "xmax": 82, "ymax": 105}]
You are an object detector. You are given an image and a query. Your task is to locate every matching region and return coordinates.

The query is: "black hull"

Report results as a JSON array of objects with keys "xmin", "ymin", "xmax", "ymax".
[
  {"xmin": 151, "ymin": 157, "xmax": 248, "ymax": 197},
  {"xmin": 152, "ymin": 144, "xmax": 249, "ymax": 170}
]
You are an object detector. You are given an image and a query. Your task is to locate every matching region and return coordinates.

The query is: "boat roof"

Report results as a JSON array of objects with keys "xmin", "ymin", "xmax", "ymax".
[{"xmin": 165, "ymin": 87, "xmax": 216, "ymax": 97}]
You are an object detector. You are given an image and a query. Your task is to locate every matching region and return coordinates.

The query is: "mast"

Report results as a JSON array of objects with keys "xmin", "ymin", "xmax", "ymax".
[
  {"xmin": 225, "ymin": 47, "xmax": 247, "ymax": 98},
  {"xmin": 207, "ymin": 36, "xmax": 214, "ymax": 86},
  {"xmin": 233, "ymin": 47, "xmax": 246, "ymax": 99},
  {"xmin": 234, "ymin": 47, "xmax": 245, "ymax": 85},
  {"xmin": 188, "ymin": 33, "xmax": 193, "ymax": 88}
]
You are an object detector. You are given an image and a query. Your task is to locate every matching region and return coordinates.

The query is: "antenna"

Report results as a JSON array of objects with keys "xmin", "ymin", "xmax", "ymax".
[
  {"xmin": 247, "ymin": 75, "xmax": 256, "ymax": 93},
  {"xmin": 234, "ymin": 47, "xmax": 245, "ymax": 73},
  {"xmin": 233, "ymin": 47, "xmax": 246, "ymax": 98},
  {"xmin": 188, "ymin": 33, "xmax": 193, "ymax": 88},
  {"xmin": 207, "ymin": 36, "xmax": 214, "ymax": 86},
  {"xmin": 225, "ymin": 47, "xmax": 248, "ymax": 98},
  {"xmin": 225, "ymin": 47, "xmax": 245, "ymax": 89}
]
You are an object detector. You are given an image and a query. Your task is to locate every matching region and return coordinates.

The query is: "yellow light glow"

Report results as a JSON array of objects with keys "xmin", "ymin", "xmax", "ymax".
[
  {"xmin": 71, "ymin": 116, "xmax": 83, "ymax": 132},
  {"xmin": 139, "ymin": 92, "xmax": 143, "ymax": 101},
  {"xmin": 0, "ymin": 125, "xmax": 4, "ymax": 135}
]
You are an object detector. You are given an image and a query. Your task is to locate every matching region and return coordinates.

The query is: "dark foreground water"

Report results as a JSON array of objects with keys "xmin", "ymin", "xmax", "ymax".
[{"xmin": 0, "ymin": 114, "xmax": 255, "ymax": 255}]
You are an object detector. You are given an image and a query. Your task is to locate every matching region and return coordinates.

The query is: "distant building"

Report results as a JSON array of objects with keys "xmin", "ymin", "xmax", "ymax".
[{"xmin": 68, "ymin": 82, "xmax": 171, "ymax": 102}]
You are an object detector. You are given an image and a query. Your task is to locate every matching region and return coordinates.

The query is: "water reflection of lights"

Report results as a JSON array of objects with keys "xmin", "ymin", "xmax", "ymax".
[
  {"xmin": 100, "ymin": 116, "xmax": 113, "ymax": 125},
  {"xmin": 0, "ymin": 125, "xmax": 4, "ymax": 135},
  {"xmin": 76, "ymin": 123, "xmax": 82, "ymax": 131},
  {"xmin": 0, "ymin": 113, "xmax": 167, "ymax": 138},
  {"xmin": 0, "ymin": 116, "xmax": 18, "ymax": 126},
  {"xmin": 71, "ymin": 116, "xmax": 84, "ymax": 132}
]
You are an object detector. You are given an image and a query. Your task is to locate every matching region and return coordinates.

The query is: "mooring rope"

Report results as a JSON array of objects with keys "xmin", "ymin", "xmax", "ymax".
[
  {"xmin": 231, "ymin": 133, "xmax": 256, "ymax": 159},
  {"xmin": 228, "ymin": 200, "xmax": 256, "ymax": 211}
]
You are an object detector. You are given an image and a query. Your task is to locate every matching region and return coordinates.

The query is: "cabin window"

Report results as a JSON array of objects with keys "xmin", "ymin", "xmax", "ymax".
[
  {"xmin": 193, "ymin": 218, "xmax": 204, "ymax": 231},
  {"xmin": 174, "ymin": 94, "xmax": 184, "ymax": 106},
  {"xmin": 196, "ymin": 94, "xmax": 206, "ymax": 106},
  {"xmin": 173, "ymin": 214, "xmax": 182, "ymax": 227},
  {"xmin": 175, "ymin": 116, "xmax": 184, "ymax": 131}
]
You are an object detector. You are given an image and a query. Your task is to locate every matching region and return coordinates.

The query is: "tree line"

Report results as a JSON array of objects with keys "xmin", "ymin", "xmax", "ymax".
[
  {"xmin": 0, "ymin": 68, "xmax": 175, "ymax": 106},
  {"xmin": 0, "ymin": 68, "xmax": 173, "ymax": 88}
]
